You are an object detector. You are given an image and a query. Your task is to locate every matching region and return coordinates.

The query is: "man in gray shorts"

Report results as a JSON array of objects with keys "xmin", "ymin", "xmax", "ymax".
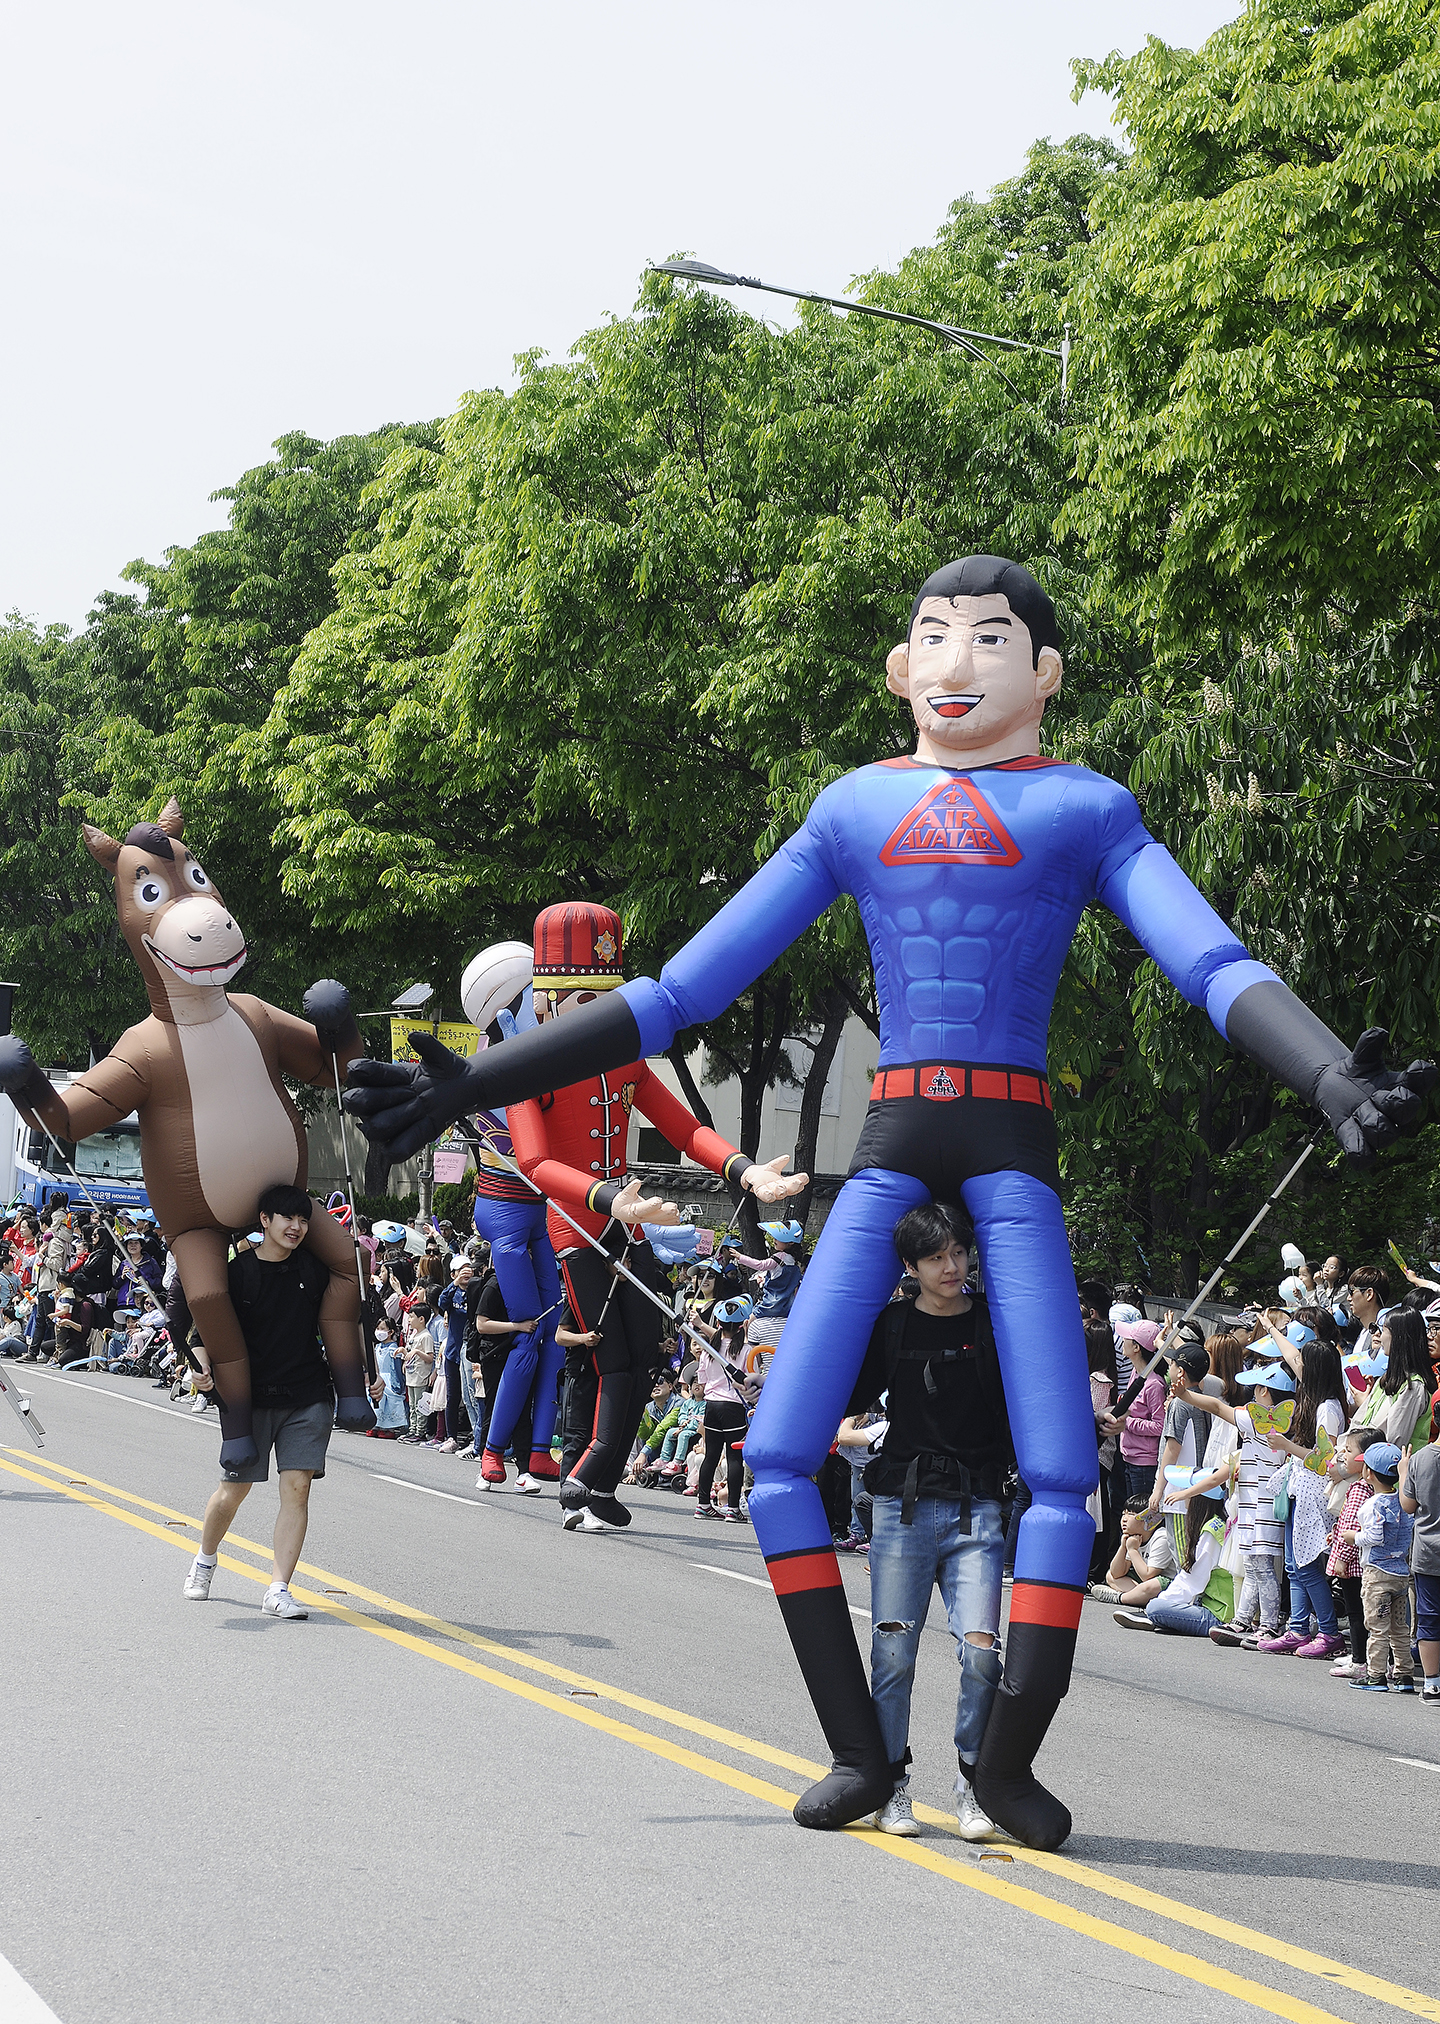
[{"xmin": 183, "ymin": 1184, "xmax": 351, "ymax": 1619}]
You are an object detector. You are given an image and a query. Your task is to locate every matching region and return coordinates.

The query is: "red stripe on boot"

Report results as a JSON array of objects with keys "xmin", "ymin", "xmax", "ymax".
[
  {"xmin": 766, "ymin": 1550, "xmax": 843, "ymax": 1597},
  {"xmin": 1008, "ymin": 1581, "xmax": 1083, "ymax": 1631}
]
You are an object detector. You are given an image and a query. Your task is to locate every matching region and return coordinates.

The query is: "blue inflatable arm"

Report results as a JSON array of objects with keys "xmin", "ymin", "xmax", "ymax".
[
  {"xmin": 1097, "ymin": 837, "xmax": 1280, "ymax": 1038},
  {"xmin": 623, "ymin": 817, "xmax": 842, "ymax": 1057}
]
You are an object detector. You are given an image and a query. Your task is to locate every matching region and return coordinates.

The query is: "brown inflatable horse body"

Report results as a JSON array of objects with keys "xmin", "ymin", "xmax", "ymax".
[{"xmin": 9, "ymin": 798, "xmax": 367, "ymax": 1466}]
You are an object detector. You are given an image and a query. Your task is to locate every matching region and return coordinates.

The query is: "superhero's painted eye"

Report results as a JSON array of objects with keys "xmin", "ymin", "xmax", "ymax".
[
  {"xmin": 919, "ymin": 631, "xmax": 946, "ymax": 646},
  {"xmin": 973, "ymin": 632, "xmax": 1005, "ymax": 646},
  {"xmin": 185, "ymin": 861, "xmax": 210, "ymax": 890}
]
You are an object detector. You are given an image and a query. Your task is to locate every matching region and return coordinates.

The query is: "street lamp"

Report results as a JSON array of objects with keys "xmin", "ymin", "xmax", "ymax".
[{"xmin": 649, "ymin": 257, "xmax": 1069, "ymax": 401}]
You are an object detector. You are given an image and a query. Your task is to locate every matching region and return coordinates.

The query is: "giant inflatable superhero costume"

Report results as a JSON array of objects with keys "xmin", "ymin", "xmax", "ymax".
[
  {"xmin": 346, "ymin": 558, "xmax": 1433, "ymax": 1845},
  {"xmin": 0, "ymin": 798, "xmax": 371, "ymax": 1471},
  {"xmin": 505, "ymin": 904, "xmax": 755, "ymax": 1522}
]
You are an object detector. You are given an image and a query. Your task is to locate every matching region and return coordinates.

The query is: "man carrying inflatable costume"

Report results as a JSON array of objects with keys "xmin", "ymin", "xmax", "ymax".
[
  {"xmin": 0, "ymin": 798, "xmax": 373, "ymax": 1471},
  {"xmin": 346, "ymin": 556, "xmax": 1434, "ymax": 1847},
  {"xmin": 441, "ymin": 902, "xmax": 806, "ymax": 1523}
]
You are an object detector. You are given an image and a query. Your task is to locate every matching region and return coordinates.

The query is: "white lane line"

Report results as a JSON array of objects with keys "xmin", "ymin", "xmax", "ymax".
[
  {"xmin": 1, "ymin": 1367, "xmax": 211, "ymax": 1425},
  {"xmin": 374, "ymin": 1473, "xmax": 486, "ymax": 1507},
  {"xmin": 0, "ymin": 1949, "xmax": 64, "ymax": 2022},
  {"xmin": 691, "ymin": 1561, "xmax": 870, "ymax": 1622},
  {"xmin": 1390, "ymin": 1755, "xmax": 1440, "ymax": 1773}
]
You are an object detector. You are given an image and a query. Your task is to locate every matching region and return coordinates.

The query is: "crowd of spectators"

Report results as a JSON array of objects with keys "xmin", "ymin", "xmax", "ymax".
[
  {"xmin": 1080, "ymin": 1253, "xmax": 1440, "ymax": 1708},
  {"xmin": 4, "ymin": 1190, "xmax": 1437, "ymax": 1710}
]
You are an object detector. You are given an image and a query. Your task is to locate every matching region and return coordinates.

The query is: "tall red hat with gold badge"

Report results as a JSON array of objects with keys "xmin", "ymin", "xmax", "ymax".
[{"xmin": 532, "ymin": 902, "xmax": 625, "ymax": 992}]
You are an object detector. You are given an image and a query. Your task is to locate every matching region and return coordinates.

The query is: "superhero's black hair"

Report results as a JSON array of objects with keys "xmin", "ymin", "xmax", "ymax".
[{"xmin": 908, "ymin": 555, "xmax": 1061, "ymax": 669}]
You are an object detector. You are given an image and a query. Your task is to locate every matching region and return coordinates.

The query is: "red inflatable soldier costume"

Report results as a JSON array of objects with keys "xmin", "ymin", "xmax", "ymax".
[{"xmin": 508, "ymin": 901, "xmax": 803, "ymax": 1532}]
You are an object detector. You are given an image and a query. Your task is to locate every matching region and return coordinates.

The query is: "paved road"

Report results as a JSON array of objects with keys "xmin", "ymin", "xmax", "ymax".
[{"xmin": 3, "ymin": 1365, "xmax": 1438, "ymax": 2024}]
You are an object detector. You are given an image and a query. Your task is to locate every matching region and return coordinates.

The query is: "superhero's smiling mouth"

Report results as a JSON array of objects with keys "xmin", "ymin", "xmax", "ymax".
[
  {"xmin": 930, "ymin": 692, "xmax": 984, "ymax": 719},
  {"xmin": 142, "ymin": 934, "xmax": 248, "ymax": 986}
]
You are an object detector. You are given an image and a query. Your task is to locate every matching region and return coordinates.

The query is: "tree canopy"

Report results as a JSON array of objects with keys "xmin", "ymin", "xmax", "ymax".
[{"xmin": 7, "ymin": 5, "xmax": 1439, "ymax": 1290}]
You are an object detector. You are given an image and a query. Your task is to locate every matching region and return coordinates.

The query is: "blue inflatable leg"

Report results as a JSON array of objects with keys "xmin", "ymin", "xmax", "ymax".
[
  {"xmin": 746, "ymin": 1167, "xmax": 928, "ymax": 1828},
  {"xmin": 474, "ymin": 1197, "xmax": 562, "ymax": 1460},
  {"xmin": 961, "ymin": 1170, "xmax": 1095, "ymax": 1853}
]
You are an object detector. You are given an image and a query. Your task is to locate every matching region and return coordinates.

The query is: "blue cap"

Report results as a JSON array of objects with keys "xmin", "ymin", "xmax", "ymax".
[
  {"xmin": 1364, "ymin": 1442, "xmax": 1403, "ymax": 1479},
  {"xmin": 1236, "ymin": 1361, "xmax": 1296, "ymax": 1395},
  {"xmin": 759, "ymin": 1220, "xmax": 804, "ymax": 1245},
  {"xmin": 1285, "ymin": 1321, "xmax": 1316, "ymax": 1347},
  {"xmin": 713, "ymin": 1296, "xmax": 753, "ymax": 1326}
]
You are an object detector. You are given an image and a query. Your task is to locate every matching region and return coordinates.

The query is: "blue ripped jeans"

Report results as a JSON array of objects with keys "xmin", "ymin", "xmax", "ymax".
[{"xmin": 869, "ymin": 1494, "xmax": 1004, "ymax": 1783}]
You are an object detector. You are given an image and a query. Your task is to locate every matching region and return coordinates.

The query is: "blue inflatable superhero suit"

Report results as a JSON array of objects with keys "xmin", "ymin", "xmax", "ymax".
[
  {"xmin": 470, "ymin": 1102, "xmax": 564, "ymax": 1477},
  {"xmin": 346, "ymin": 557, "xmax": 1433, "ymax": 1848}
]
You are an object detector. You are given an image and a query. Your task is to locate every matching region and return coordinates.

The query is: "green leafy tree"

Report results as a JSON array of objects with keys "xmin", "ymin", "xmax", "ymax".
[
  {"xmin": 99, "ymin": 426, "xmax": 442, "ymax": 1021},
  {"xmin": 258, "ymin": 139, "xmax": 1127, "ymax": 1223},
  {"xmin": 1064, "ymin": 0, "xmax": 1440, "ymax": 643}
]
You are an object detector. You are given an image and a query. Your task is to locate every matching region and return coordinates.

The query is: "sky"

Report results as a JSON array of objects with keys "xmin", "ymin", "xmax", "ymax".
[{"xmin": 3, "ymin": 0, "xmax": 1238, "ymax": 631}]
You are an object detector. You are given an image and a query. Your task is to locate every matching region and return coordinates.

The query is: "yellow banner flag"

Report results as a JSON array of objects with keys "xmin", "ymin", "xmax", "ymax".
[{"xmin": 389, "ymin": 1018, "xmax": 482, "ymax": 1065}]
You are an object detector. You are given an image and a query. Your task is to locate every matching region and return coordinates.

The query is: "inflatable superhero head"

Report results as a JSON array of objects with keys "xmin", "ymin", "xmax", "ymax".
[
  {"xmin": 885, "ymin": 555, "xmax": 1064, "ymax": 770},
  {"xmin": 532, "ymin": 903, "xmax": 625, "ymax": 1023},
  {"xmin": 81, "ymin": 797, "xmax": 246, "ymax": 1022}
]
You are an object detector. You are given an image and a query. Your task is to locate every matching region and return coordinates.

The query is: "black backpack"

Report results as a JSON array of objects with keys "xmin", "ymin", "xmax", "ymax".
[{"xmin": 878, "ymin": 1294, "xmax": 1012, "ymax": 1455}]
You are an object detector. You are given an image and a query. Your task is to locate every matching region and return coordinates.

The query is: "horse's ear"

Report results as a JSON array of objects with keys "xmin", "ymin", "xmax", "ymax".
[
  {"xmin": 157, "ymin": 798, "xmax": 185, "ymax": 839},
  {"xmin": 82, "ymin": 822, "xmax": 123, "ymax": 870}
]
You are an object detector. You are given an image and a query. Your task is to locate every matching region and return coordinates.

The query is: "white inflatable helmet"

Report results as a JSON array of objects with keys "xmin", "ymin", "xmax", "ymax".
[{"xmin": 461, "ymin": 940, "xmax": 534, "ymax": 1035}]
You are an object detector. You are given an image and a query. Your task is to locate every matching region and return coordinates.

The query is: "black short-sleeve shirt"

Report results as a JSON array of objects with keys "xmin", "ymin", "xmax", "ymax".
[{"xmin": 226, "ymin": 1248, "xmax": 332, "ymax": 1409}]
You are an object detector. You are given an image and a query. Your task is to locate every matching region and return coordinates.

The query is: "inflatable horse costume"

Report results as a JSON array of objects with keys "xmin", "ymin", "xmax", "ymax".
[{"xmin": 0, "ymin": 798, "xmax": 370, "ymax": 1469}]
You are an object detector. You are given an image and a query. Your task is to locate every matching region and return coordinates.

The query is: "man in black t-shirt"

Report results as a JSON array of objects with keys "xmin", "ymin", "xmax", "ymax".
[
  {"xmin": 183, "ymin": 1184, "xmax": 366, "ymax": 1619},
  {"xmin": 849, "ymin": 1201, "xmax": 1011, "ymax": 1844}
]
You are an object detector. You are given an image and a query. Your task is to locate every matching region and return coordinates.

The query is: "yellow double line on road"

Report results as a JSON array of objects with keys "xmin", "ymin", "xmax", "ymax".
[{"xmin": 5, "ymin": 1445, "xmax": 1436, "ymax": 2024}]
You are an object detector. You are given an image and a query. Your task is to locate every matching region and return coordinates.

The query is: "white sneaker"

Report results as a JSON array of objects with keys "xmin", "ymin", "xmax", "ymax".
[
  {"xmin": 874, "ymin": 1789, "xmax": 920, "ymax": 1837},
  {"xmin": 561, "ymin": 1505, "xmax": 586, "ymax": 1529},
  {"xmin": 578, "ymin": 1510, "xmax": 609, "ymax": 1532},
  {"xmin": 183, "ymin": 1556, "xmax": 215, "ymax": 1600},
  {"xmin": 261, "ymin": 1585, "xmax": 308, "ymax": 1619},
  {"xmin": 1331, "ymin": 1656, "xmax": 1363, "ymax": 1678},
  {"xmin": 189, "ymin": 1393, "xmax": 209, "ymax": 1414},
  {"xmin": 514, "ymin": 1473, "xmax": 542, "ymax": 1495},
  {"xmin": 955, "ymin": 1775, "xmax": 996, "ymax": 1842},
  {"xmin": 438, "ymin": 1438, "xmax": 457, "ymax": 1453}
]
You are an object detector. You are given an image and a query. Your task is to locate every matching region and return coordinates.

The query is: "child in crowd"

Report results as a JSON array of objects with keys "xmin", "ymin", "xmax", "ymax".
[
  {"xmin": 1093, "ymin": 1495, "xmax": 1177, "ymax": 1607},
  {"xmin": 1344, "ymin": 1442, "xmax": 1416, "ymax": 1692},
  {"xmin": 402, "ymin": 1305, "xmax": 436, "ymax": 1442},
  {"xmin": 625, "ymin": 1373, "xmax": 681, "ymax": 1480},
  {"xmin": 1178, "ymin": 1360, "xmax": 1291, "ymax": 1648},
  {"xmin": 1324, "ymin": 1425, "xmax": 1385, "ymax": 1679},
  {"xmin": 659, "ymin": 1379, "xmax": 706, "ymax": 1470},
  {"xmin": 1115, "ymin": 1318, "xmax": 1166, "ymax": 1501},
  {"xmin": 1399, "ymin": 1442, "xmax": 1440, "ymax": 1707},
  {"xmin": 834, "ymin": 1406, "xmax": 888, "ymax": 1552},
  {"xmin": 1115, "ymin": 1457, "xmax": 1237, "ymax": 1635}
]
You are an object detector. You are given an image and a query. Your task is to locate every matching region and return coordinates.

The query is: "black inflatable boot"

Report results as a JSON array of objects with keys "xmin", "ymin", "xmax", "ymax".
[
  {"xmin": 771, "ymin": 1566, "xmax": 893, "ymax": 1828},
  {"xmin": 972, "ymin": 1613, "xmax": 1077, "ymax": 1851}
]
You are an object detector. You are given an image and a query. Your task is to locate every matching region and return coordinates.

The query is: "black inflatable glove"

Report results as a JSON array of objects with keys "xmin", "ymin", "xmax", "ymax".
[
  {"xmin": 0, "ymin": 1034, "xmax": 54, "ymax": 1113},
  {"xmin": 344, "ymin": 1031, "xmax": 480, "ymax": 1165},
  {"xmin": 1312, "ymin": 1028, "xmax": 1437, "ymax": 1169},
  {"xmin": 344, "ymin": 992, "xmax": 645, "ymax": 1164},
  {"xmin": 302, "ymin": 978, "xmax": 356, "ymax": 1057},
  {"xmin": 1226, "ymin": 981, "xmax": 1436, "ymax": 1173}
]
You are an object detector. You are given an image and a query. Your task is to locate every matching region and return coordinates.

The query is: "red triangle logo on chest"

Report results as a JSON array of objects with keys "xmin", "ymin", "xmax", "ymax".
[{"xmin": 878, "ymin": 777, "xmax": 1023, "ymax": 867}]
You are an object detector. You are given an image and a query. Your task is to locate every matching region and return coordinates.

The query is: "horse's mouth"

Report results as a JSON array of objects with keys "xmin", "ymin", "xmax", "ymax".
[{"xmin": 143, "ymin": 934, "xmax": 248, "ymax": 987}]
